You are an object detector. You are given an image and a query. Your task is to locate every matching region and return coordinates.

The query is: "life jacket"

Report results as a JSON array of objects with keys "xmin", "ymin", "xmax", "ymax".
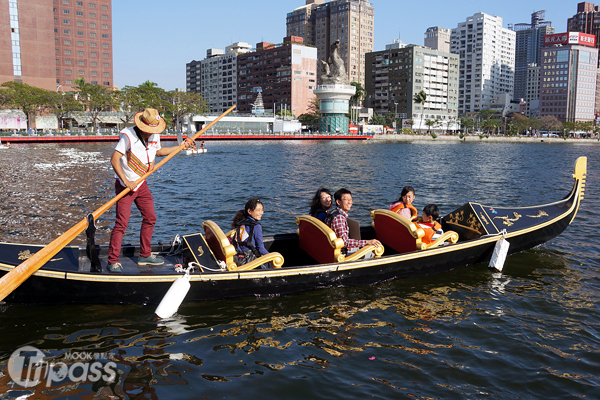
[
  {"xmin": 389, "ymin": 201, "xmax": 418, "ymax": 221},
  {"xmin": 232, "ymin": 218, "xmax": 262, "ymax": 258},
  {"xmin": 418, "ymin": 221, "xmax": 442, "ymax": 244}
]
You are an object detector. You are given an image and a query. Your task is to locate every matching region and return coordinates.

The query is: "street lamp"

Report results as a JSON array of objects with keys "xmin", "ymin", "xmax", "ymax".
[{"xmin": 394, "ymin": 102, "xmax": 398, "ymax": 131}]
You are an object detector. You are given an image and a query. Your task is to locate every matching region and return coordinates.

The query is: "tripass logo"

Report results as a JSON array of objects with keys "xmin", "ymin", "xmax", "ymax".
[{"xmin": 7, "ymin": 345, "xmax": 117, "ymax": 388}]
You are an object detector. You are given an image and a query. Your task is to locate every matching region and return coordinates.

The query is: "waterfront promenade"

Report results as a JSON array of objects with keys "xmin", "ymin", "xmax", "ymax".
[
  {"xmin": 1, "ymin": 132, "xmax": 372, "ymax": 143},
  {"xmin": 371, "ymin": 133, "xmax": 600, "ymax": 144}
]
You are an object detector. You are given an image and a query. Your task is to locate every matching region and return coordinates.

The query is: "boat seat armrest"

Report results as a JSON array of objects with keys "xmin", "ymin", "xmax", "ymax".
[
  {"xmin": 228, "ymin": 252, "xmax": 284, "ymax": 271},
  {"xmin": 343, "ymin": 244, "xmax": 385, "ymax": 262},
  {"xmin": 425, "ymin": 231, "xmax": 459, "ymax": 249}
]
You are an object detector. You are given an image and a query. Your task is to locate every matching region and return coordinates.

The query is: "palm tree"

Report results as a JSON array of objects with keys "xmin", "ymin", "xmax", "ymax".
[
  {"xmin": 350, "ymin": 81, "xmax": 365, "ymax": 124},
  {"xmin": 460, "ymin": 115, "xmax": 475, "ymax": 135},
  {"xmin": 413, "ymin": 90, "xmax": 427, "ymax": 134},
  {"xmin": 425, "ymin": 119, "xmax": 436, "ymax": 134}
]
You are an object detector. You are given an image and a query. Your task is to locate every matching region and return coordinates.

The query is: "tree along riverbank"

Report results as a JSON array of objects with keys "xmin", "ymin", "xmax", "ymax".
[{"xmin": 372, "ymin": 133, "xmax": 600, "ymax": 144}]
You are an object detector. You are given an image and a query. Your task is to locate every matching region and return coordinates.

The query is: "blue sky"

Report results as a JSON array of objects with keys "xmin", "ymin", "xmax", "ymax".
[{"xmin": 112, "ymin": 0, "xmax": 580, "ymax": 90}]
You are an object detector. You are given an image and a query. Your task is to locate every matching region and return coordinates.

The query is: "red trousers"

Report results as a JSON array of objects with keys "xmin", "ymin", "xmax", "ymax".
[{"xmin": 108, "ymin": 179, "xmax": 156, "ymax": 263}]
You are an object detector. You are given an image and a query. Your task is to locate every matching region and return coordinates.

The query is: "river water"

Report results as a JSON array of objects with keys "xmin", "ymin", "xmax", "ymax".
[{"xmin": 0, "ymin": 140, "xmax": 599, "ymax": 398}]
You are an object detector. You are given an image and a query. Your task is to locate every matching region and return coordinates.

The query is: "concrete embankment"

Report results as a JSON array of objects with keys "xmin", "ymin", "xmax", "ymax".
[{"xmin": 370, "ymin": 134, "xmax": 600, "ymax": 144}]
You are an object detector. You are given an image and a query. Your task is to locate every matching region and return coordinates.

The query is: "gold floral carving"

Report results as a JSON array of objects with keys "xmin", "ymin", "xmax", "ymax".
[
  {"xmin": 479, "ymin": 213, "xmax": 489, "ymax": 225},
  {"xmin": 447, "ymin": 210, "xmax": 465, "ymax": 224},
  {"xmin": 18, "ymin": 250, "xmax": 32, "ymax": 260},
  {"xmin": 494, "ymin": 212, "xmax": 522, "ymax": 226},
  {"xmin": 197, "ymin": 246, "xmax": 204, "ymax": 257},
  {"xmin": 527, "ymin": 210, "xmax": 548, "ymax": 218},
  {"xmin": 466, "ymin": 214, "xmax": 483, "ymax": 232},
  {"xmin": 448, "ymin": 210, "xmax": 483, "ymax": 233}
]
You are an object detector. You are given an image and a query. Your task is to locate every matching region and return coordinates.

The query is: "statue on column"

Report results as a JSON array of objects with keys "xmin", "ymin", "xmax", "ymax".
[{"xmin": 319, "ymin": 40, "xmax": 350, "ymax": 85}]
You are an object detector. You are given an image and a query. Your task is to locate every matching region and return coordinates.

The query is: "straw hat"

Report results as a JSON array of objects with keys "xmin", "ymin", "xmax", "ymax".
[{"xmin": 134, "ymin": 108, "xmax": 166, "ymax": 134}]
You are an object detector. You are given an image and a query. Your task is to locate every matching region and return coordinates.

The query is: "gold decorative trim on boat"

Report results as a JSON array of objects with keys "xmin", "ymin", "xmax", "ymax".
[
  {"xmin": 527, "ymin": 210, "xmax": 548, "ymax": 218},
  {"xmin": 494, "ymin": 212, "xmax": 522, "ymax": 226}
]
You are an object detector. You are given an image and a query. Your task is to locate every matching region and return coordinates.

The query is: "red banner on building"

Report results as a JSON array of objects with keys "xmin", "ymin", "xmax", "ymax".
[{"xmin": 543, "ymin": 32, "xmax": 596, "ymax": 47}]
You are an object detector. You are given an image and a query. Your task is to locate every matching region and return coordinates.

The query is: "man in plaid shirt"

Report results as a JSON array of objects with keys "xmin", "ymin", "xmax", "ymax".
[{"xmin": 325, "ymin": 188, "xmax": 381, "ymax": 255}]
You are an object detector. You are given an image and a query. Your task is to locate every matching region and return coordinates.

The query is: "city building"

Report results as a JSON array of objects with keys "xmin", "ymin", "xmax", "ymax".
[
  {"xmin": 525, "ymin": 63, "xmax": 541, "ymax": 118},
  {"xmin": 539, "ymin": 32, "xmax": 598, "ymax": 122},
  {"xmin": 510, "ymin": 10, "xmax": 554, "ymax": 102},
  {"xmin": 186, "ymin": 42, "xmax": 251, "ymax": 114},
  {"xmin": 365, "ymin": 40, "xmax": 460, "ymax": 132},
  {"xmin": 286, "ymin": 0, "xmax": 374, "ymax": 86},
  {"xmin": 567, "ymin": 2, "xmax": 600, "ymax": 48},
  {"xmin": 236, "ymin": 36, "xmax": 318, "ymax": 117},
  {"xmin": 489, "ymin": 93, "xmax": 525, "ymax": 117},
  {"xmin": 424, "ymin": 26, "xmax": 451, "ymax": 53},
  {"xmin": 0, "ymin": 0, "xmax": 113, "ymax": 92},
  {"xmin": 567, "ymin": 2, "xmax": 600, "ymax": 117},
  {"xmin": 450, "ymin": 12, "xmax": 516, "ymax": 114}
]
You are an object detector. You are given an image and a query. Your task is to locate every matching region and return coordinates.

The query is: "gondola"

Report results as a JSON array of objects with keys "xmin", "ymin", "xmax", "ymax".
[{"xmin": 0, "ymin": 157, "xmax": 587, "ymax": 305}]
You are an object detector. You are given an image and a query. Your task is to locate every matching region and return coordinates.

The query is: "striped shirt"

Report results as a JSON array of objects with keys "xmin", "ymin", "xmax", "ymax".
[{"xmin": 114, "ymin": 127, "xmax": 161, "ymax": 191}]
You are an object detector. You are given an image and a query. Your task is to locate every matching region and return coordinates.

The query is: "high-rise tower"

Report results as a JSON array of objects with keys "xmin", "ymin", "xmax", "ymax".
[
  {"xmin": 0, "ymin": 0, "xmax": 113, "ymax": 92},
  {"xmin": 286, "ymin": 0, "xmax": 374, "ymax": 85},
  {"xmin": 511, "ymin": 10, "xmax": 554, "ymax": 101},
  {"xmin": 451, "ymin": 12, "xmax": 515, "ymax": 114}
]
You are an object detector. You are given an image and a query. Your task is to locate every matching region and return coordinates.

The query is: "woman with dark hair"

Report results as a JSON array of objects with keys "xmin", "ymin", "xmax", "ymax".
[
  {"xmin": 231, "ymin": 197, "xmax": 269, "ymax": 267},
  {"xmin": 389, "ymin": 186, "xmax": 418, "ymax": 221},
  {"xmin": 309, "ymin": 188, "xmax": 332, "ymax": 223}
]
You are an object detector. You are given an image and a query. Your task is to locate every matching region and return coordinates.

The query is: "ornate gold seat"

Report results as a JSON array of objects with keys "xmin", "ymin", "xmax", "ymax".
[
  {"xmin": 202, "ymin": 220, "xmax": 284, "ymax": 271},
  {"xmin": 370, "ymin": 209, "xmax": 458, "ymax": 253},
  {"xmin": 295, "ymin": 215, "xmax": 384, "ymax": 264}
]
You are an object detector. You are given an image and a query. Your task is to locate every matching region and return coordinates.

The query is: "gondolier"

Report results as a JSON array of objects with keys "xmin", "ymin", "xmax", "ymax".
[{"xmin": 107, "ymin": 108, "xmax": 193, "ymax": 273}]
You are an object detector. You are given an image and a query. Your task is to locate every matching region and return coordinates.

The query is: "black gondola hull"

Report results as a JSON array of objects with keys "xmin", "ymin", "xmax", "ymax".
[{"xmin": 0, "ymin": 157, "xmax": 587, "ymax": 305}]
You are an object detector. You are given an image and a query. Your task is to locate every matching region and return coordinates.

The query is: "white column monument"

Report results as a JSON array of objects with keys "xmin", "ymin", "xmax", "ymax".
[{"xmin": 313, "ymin": 40, "xmax": 355, "ymax": 134}]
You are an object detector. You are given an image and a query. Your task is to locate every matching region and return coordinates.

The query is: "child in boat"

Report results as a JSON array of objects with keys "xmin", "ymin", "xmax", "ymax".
[
  {"xmin": 389, "ymin": 186, "xmax": 418, "ymax": 221},
  {"xmin": 418, "ymin": 204, "xmax": 443, "ymax": 244},
  {"xmin": 309, "ymin": 188, "xmax": 332, "ymax": 223},
  {"xmin": 231, "ymin": 197, "xmax": 270, "ymax": 267}
]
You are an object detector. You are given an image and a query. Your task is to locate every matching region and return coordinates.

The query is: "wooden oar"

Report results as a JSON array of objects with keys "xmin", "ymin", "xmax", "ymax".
[{"xmin": 0, "ymin": 105, "xmax": 236, "ymax": 302}]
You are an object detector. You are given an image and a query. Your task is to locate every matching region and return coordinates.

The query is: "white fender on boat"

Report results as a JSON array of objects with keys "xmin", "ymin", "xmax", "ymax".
[
  {"xmin": 489, "ymin": 230, "xmax": 510, "ymax": 272},
  {"xmin": 155, "ymin": 271, "xmax": 191, "ymax": 319}
]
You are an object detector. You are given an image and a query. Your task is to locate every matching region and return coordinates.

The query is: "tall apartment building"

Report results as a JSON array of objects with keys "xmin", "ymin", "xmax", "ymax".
[
  {"xmin": 450, "ymin": 12, "xmax": 515, "ymax": 114},
  {"xmin": 424, "ymin": 27, "xmax": 451, "ymax": 53},
  {"xmin": 568, "ymin": 2, "xmax": 600, "ymax": 49},
  {"xmin": 539, "ymin": 32, "xmax": 598, "ymax": 122},
  {"xmin": 567, "ymin": 2, "xmax": 600, "ymax": 116},
  {"xmin": 510, "ymin": 10, "xmax": 554, "ymax": 101},
  {"xmin": 186, "ymin": 42, "xmax": 251, "ymax": 114},
  {"xmin": 286, "ymin": 0, "xmax": 374, "ymax": 85},
  {"xmin": 0, "ymin": 0, "xmax": 113, "ymax": 92},
  {"xmin": 236, "ymin": 36, "xmax": 318, "ymax": 116},
  {"xmin": 365, "ymin": 40, "xmax": 460, "ymax": 130},
  {"xmin": 525, "ymin": 63, "xmax": 541, "ymax": 118}
]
